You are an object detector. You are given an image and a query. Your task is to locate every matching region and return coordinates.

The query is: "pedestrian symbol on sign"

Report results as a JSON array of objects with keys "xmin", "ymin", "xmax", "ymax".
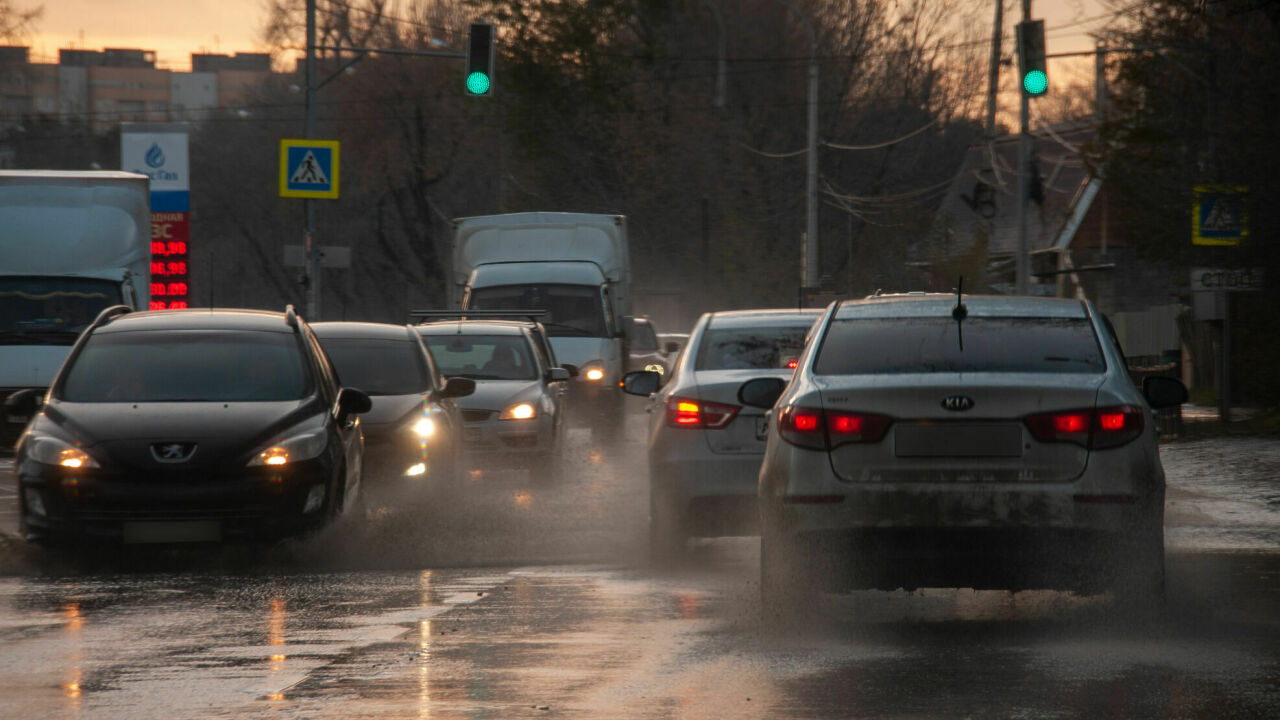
[
  {"xmin": 279, "ymin": 139, "xmax": 340, "ymax": 199},
  {"xmin": 1192, "ymin": 185, "xmax": 1248, "ymax": 246},
  {"xmin": 290, "ymin": 151, "xmax": 328, "ymax": 185}
]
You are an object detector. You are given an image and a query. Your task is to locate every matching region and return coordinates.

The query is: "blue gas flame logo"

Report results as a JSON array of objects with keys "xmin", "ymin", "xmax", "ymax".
[{"xmin": 145, "ymin": 142, "xmax": 165, "ymax": 169}]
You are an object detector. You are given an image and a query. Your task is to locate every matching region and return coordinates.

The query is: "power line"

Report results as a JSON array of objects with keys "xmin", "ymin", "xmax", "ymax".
[{"xmin": 823, "ymin": 118, "xmax": 941, "ymax": 151}]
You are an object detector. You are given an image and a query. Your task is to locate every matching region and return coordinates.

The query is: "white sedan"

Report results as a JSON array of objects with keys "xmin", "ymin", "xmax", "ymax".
[{"xmin": 739, "ymin": 294, "xmax": 1187, "ymax": 611}]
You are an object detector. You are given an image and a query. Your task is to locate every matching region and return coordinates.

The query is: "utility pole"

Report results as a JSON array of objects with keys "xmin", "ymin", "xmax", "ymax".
[
  {"xmin": 984, "ymin": 0, "xmax": 1003, "ymax": 151},
  {"xmin": 304, "ymin": 0, "xmax": 318, "ymax": 319},
  {"xmin": 1015, "ymin": 0, "xmax": 1032, "ymax": 295}
]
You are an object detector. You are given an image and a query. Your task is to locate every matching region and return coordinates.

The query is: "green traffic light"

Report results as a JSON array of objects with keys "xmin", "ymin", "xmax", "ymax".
[
  {"xmin": 1023, "ymin": 69, "xmax": 1047, "ymax": 96},
  {"xmin": 466, "ymin": 71, "xmax": 491, "ymax": 95}
]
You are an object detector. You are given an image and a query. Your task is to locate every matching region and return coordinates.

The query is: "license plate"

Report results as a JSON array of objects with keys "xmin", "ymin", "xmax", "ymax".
[
  {"xmin": 754, "ymin": 416, "xmax": 769, "ymax": 440},
  {"xmin": 123, "ymin": 521, "xmax": 221, "ymax": 544},
  {"xmin": 894, "ymin": 423, "xmax": 1023, "ymax": 458}
]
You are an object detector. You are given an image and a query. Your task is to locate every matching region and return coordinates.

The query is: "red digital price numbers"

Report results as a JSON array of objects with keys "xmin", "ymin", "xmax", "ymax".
[{"xmin": 150, "ymin": 212, "xmax": 191, "ymax": 310}]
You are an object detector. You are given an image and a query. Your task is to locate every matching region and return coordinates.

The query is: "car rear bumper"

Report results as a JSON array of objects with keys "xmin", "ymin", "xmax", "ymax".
[
  {"xmin": 652, "ymin": 455, "xmax": 764, "ymax": 536},
  {"xmin": 780, "ymin": 525, "xmax": 1159, "ymax": 592},
  {"xmin": 17, "ymin": 462, "xmax": 336, "ymax": 544}
]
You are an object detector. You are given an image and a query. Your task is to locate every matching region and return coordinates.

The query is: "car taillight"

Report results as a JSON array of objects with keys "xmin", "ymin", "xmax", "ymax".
[
  {"xmin": 1024, "ymin": 405, "xmax": 1145, "ymax": 449},
  {"xmin": 778, "ymin": 406, "xmax": 892, "ymax": 450},
  {"xmin": 664, "ymin": 396, "xmax": 740, "ymax": 429}
]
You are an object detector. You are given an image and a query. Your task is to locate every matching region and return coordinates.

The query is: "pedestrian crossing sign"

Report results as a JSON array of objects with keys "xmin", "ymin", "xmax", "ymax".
[
  {"xmin": 1192, "ymin": 185, "xmax": 1248, "ymax": 246},
  {"xmin": 280, "ymin": 139, "xmax": 340, "ymax": 199}
]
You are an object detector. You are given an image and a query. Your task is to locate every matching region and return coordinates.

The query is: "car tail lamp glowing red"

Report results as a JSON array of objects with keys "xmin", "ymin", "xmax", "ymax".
[
  {"xmin": 778, "ymin": 406, "xmax": 892, "ymax": 450},
  {"xmin": 664, "ymin": 396, "xmax": 740, "ymax": 429},
  {"xmin": 1024, "ymin": 405, "xmax": 1144, "ymax": 449}
]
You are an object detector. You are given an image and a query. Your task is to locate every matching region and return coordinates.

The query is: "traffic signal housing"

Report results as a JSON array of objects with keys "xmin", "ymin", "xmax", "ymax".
[
  {"xmin": 466, "ymin": 23, "xmax": 495, "ymax": 96},
  {"xmin": 1017, "ymin": 20, "xmax": 1047, "ymax": 97}
]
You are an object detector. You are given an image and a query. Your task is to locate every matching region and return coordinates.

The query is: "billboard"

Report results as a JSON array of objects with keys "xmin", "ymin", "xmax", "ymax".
[{"xmin": 122, "ymin": 123, "xmax": 191, "ymax": 309}]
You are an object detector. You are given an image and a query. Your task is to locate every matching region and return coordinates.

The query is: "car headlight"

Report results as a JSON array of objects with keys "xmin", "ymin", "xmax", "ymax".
[
  {"xmin": 644, "ymin": 362, "xmax": 665, "ymax": 376},
  {"xmin": 248, "ymin": 430, "xmax": 327, "ymax": 467},
  {"xmin": 499, "ymin": 402, "xmax": 536, "ymax": 420},
  {"xmin": 583, "ymin": 364, "xmax": 606, "ymax": 382},
  {"xmin": 411, "ymin": 417, "xmax": 436, "ymax": 438},
  {"xmin": 26, "ymin": 435, "xmax": 100, "ymax": 469}
]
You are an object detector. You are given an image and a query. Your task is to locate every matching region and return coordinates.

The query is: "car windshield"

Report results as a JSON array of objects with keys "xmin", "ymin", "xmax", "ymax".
[
  {"xmin": 318, "ymin": 337, "xmax": 430, "ymax": 395},
  {"xmin": 633, "ymin": 322, "xmax": 658, "ymax": 351},
  {"xmin": 60, "ymin": 330, "xmax": 310, "ymax": 402},
  {"xmin": 814, "ymin": 317, "xmax": 1106, "ymax": 374},
  {"xmin": 468, "ymin": 284, "xmax": 607, "ymax": 338},
  {"xmin": 695, "ymin": 326, "xmax": 808, "ymax": 370},
  {"xmin": 0, "ymin": 276, "xmax": 121, "ymax": 342},
  {"xmin": 421, "ymin": 333, "xmax": 538, "ymax": 381}
]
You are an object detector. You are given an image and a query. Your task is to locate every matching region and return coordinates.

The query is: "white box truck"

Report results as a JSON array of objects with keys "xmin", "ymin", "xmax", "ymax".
[
  {"xmin": 452, "ymin": 212, "xmax": 632, "ymax": 436},
  {"xmin": 0, "ymin": 170, "xmax": 151, "ymax": 451}
]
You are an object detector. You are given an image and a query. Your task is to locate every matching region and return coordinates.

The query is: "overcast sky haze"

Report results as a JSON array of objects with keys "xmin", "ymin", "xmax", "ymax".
[{"xmin": 28, "ymin": 0, "xmax": 1115, "ymax": 72}]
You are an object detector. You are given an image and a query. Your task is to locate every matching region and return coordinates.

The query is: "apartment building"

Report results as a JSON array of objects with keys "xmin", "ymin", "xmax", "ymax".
[{"xmin": 0, "ymin": 46, "xmax": 278, "ymax": 133}]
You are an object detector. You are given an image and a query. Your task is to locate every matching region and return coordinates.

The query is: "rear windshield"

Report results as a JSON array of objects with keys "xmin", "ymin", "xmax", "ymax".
[
  {"xmin": 695, "ymin": 326, "xmax": 808, "ymax": 371},
  {"xmin": 319, "ymin": 337, "xmax": 430, "ymax": 395},
  {"xmin": 813, "ymin": 317, "xmax": 1105, "ymax": 374},
  {"xmin": 61, "ymin": 330, "xmax": 310, "ymax": 402},
  {"xmin": 421, "ymin": 333, "xmax": 538, "ymax": 381}
]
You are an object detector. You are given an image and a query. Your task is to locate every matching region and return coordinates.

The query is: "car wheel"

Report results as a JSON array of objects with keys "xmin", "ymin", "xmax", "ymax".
[
  {"xmin": 648, "ymin": 485, "xmax": 686, "ymax": 567},
  {"xmin": 1113, "ymin": 523, "xmax": 1166, "ymax": 612},
  {"xmin": 760, "ymin": 524, "xmax": 812, "ymax": 619}
]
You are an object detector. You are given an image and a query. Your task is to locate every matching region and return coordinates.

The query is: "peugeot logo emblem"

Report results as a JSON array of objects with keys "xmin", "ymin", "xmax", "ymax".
[
  {"xmin": 941, "ymin": 395, "xmax": 974, "ymax": 411},
  {"xmin": 151, "ymin": 442, "xmax": 197, "ymax": 463}
]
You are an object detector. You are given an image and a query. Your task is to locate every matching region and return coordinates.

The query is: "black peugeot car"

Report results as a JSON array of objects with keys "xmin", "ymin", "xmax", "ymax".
[
  {"xmin": 311, "ymin": 321, "xmax": 475, "ymax": 501},
  {"xmin": 7, "ymin": 305, "xmax": 371, "ymax": 545}
]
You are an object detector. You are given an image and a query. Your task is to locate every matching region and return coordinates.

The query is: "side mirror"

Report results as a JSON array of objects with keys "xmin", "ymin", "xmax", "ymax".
[
  {"xmin": 336, "ymin": 387, "xmax": 373, "ymax": 420},
  {"xmin": 4, "ymin": 388, "xmax": 40, "ymax": 424},
  {"xmin": 738, "ymin": 377, "xmax": 786, "ymax": 409},
  {"xmin": 1142, "ymin": 376, "xmax": 1188, "ymax": 410},
  {"xmin": 547, "ymin": 367, "xmax": 571, "ymax": 383},
  {"xmin": 561, "ymin": 363, "xmax": 580, "ymax": 378},
  {"xmin": 663, "ymin": 341, "xmax": 681, "ymax": 354},
  {"xmin": 441, "ymin": 376, "xmax": 476, "ymax": 399},
  {"xmin": 617, "ymin": 315, "xmax": 636, "ymax": 340},
  {"xmin": 621, "ymin": 370, "xmax": 661, "ymax": 397}
]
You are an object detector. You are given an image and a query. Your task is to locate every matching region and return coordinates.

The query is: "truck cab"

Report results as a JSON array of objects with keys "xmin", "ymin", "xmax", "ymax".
[
  {"xmin": 0, "ymin": 171, "xmax": 151, "ymax": 451},
  {"xmin": 453, "ymin": 213, "xmax": 632, "ymax": 437}
]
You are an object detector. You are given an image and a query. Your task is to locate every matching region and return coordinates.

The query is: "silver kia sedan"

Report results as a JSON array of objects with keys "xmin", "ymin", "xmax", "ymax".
[
  {"xmin": 738, "ymin": 294, "xmax": 1187, "ymax": 611},
  {"xmin": 622, "ymin": 309, "xmax": 822, "ymax": 562}
]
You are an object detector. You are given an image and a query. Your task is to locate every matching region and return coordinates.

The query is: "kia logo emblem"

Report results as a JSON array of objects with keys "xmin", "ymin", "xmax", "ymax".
[
  {"xmin": 151, "ymin": 442, "xmax": 197, "ymax": 463},
  {"xmin": 941, "ymin": 395, "xmax": 974, "ymax": 411}
]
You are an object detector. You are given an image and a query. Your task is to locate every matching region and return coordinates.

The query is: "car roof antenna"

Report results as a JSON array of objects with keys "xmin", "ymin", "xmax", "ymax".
[{"xmin": 951, "ymin": 276, "xmax": 967, "ymax": 351}]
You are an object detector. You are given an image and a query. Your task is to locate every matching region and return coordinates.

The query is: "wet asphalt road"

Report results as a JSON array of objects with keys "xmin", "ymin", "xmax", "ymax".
[{"xmin": 1, "ymin": 414, "xmax": 1279, "ymax": 719}]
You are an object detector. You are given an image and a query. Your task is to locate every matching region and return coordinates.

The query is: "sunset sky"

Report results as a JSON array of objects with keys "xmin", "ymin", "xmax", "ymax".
[{"xmin": 26, "ymin": 0, "xmax": 1115, "ymax": 73}]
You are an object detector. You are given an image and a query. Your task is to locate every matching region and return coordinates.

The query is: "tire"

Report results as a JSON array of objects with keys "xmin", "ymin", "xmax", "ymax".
[
  {"xmin": 648, "ymin": 485, "xmax": 686, "ymax": 567},
  {"xmin": 1113, "ymin": 523, "xmax": 1166, "ymax": 613},
  {"xmin": 759, "ymin": 524, "xmax": 812, "ymax": 619}
]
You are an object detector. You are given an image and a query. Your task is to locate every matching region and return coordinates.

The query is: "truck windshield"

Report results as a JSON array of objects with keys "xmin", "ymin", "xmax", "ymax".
[
  {"xmin": 468, "ymin": 284, "xmax": 607, "ymax": 338},
  {"xmin": 0, "ymin": 277, "xmax": 121, "ymax": 343}
]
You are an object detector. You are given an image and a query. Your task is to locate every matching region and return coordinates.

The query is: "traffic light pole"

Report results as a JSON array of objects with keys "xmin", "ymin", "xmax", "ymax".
[
  {"xmin": 305, "ymin": 0, "xmax": 318, "ymax": 319},
  {"xmin": 1015, "ymin": 0, "xmax": 1032, "ymax": 296}
]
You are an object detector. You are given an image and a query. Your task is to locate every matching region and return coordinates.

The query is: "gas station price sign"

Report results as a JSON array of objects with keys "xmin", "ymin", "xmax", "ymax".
[{"xmin": 150, "ymin": 212, "xmax": 190, "ymax": 309}]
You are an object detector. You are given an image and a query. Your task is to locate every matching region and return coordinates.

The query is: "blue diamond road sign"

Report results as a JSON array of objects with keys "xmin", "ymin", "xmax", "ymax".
[{"xmin": 279, "ymin": 139, "xmax": 340, "ymax": 199}]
